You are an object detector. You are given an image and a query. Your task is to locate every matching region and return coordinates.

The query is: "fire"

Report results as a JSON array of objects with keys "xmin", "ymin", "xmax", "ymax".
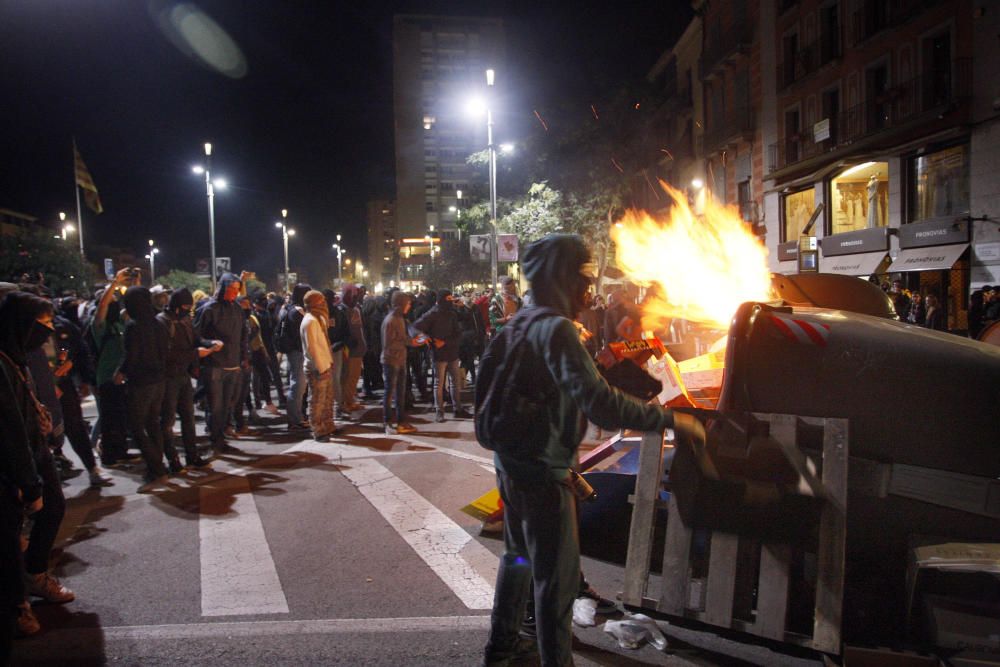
[{"xmin": 611, "ymin": 182, "xmax": 775, "ymax": 330}]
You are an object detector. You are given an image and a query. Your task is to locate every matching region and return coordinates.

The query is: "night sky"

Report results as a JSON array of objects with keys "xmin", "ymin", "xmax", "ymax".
[{"xmin": 0, "ymin": 0, "xmax": 691, "ymax": 287}]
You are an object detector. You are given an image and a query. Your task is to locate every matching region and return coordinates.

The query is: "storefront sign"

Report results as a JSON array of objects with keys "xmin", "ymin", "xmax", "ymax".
[
  {"xmin": 888, "ymin": 244, "xmax": 968, "ymax": 273},
  {"xmin": 973, "ymin": 242, "xmax": 1000, "ymax": 263},
  {"xmin": 777, "ymin": 241, "xmax": 798, "ymax": 262},
  {"xmin": 497, "ymin": 234, "xmax": 519, "ymax": 262},
  {"xmin": 813, "ymin": 118, "xmax": 831, "ymax": 142},
  {"xmin": 899, "ymin": 218, "xmax": 970, "ymax": 249},
  {"xmin": 818, "ymin": 252, "xmax": 889, "ymax": 276},
  {"xmin": 820, "ymin": 227, "xmax": 890, "ymax": 257}
]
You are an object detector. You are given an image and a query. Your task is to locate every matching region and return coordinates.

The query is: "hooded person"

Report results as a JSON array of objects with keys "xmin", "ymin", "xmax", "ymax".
[
  {"xmin": 338, "ymin": 284, "xmax": 367, "ymax": 414},
  {"xmin": 193, "ymin": 272, "xmax": 249, "ymax": 452},
  {"xmin": 118, "ymin": 286, "xmax": 171, "ymax": 485},
  {"xmin": 380, "ymin": 290, "xmax": 415, "ymax": 434},
  {"xmin": 278, "ymin": 283, "xmax": 312, "ymax": 429},
  {"xmin": 90, "ymin": 268, "xmax": 135, "ymax": 465},
  {"xmin": 0, "ymin": 292, "xmax": 76, "ymax": 640},
  {"xmin": 413, "ymin": 288, "xmax": 468, "ymax": 421},
  {"xmin": 482, "ymin": 234, "xmax": 674, "ymax": 667},
  {"xmin": 251, "ymin": 291, "xmax": 282, "ymax": 413},
  {"xmin": 158, "ymin": 288, "xmax": 217, "ymax": 469},
  {"xmin": 300, "ymin": 290, "xmax": 336, "ymax": 439}
]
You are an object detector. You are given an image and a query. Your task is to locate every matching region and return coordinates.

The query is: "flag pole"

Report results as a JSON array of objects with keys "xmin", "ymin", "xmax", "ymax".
[{"xmin": 72, "ymin": 138, "xmax": 85, "ymax": 257}]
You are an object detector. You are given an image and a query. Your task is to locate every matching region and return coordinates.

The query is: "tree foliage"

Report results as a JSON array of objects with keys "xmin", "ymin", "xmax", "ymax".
[
  {"xmin": 0, "ymin": 229, "xmax": 97, "ymax": 295},
  {"xmin": 422, "ymin": 240, "xmax": 491, "ymax": 292},
  {"xmin": 158, "ymin": 269, "xmax": 212, "ymax": 294}
]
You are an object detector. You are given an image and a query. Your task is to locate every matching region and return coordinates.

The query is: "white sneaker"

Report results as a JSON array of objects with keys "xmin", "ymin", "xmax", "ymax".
[
  {"xmin": 264, "ymin": 404, "xmax": 279, "ymax": 415},
  {"xmin": 88, "ymin": 467, "xmax": 113, "ymax": 487}
]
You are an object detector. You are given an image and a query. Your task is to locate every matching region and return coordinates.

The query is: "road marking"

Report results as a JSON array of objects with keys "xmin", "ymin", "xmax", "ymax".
[
  {"xmin": 340, "ymin": 458, "xmax": 497, "ymax": 610},
  {"xmin": 37, "ymin": 615, "xmax": 491, "ymax": 642},
  {"xmin": 199, "ymin": 476, "xmax": 289, "ymax": 616}
]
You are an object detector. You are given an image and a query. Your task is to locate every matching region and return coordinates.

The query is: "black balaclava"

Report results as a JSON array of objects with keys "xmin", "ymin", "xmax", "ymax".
[
  {"xmin": 0, "ymin": 291, "xmax": 55, "ymax": 366},
  {"xmin": 291, "ymin": 283, "xmax": 312, "ymax": 308},
  {"xmin": 521, "ymin": 233, "xmax": 592, "ymax": 318},
  {"xmin": 168, "ymin": 288, "xmax": 194, "ymax": 317}
]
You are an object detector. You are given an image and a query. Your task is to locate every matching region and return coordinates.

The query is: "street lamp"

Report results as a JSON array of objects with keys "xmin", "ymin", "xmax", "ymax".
[
  {"xmin": 275, "ymin": 209, "xmax": 295, "ymax": 294},
  {"xmin": 58, "ymin": 212, "xmax": 77, "ymax": 241},
  {"xmin": 468, "ymin": 68, "xmax": 500, "ymax": 290},
  {"xmin": 332, "ymin": 233, "xmax": 343, "ymax": 286},
  {"xmin": 145, "ymin": 247, "xmax": 160, "ymax": 283},
  {"xmin": 192, "ymin": 142, "xmax": 228, "ymax": 293}
]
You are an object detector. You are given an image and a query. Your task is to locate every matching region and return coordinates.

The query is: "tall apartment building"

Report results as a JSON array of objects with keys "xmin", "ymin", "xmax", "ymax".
[
  {"xmin": 366, "ymin": 199, "xmax": 397, "ymax": 286},
  {"xmin": 392, "ymin": 14, "xmax": 505, "ymax": 281}
]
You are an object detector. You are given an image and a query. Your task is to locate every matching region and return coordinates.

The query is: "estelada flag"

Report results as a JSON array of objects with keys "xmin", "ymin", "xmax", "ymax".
[{"xmin": 74, "ymin": 143, "xmax": 103, "ymax": 214}]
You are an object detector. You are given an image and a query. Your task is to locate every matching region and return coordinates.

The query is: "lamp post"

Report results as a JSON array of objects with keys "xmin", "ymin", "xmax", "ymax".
[
  {"xmin": 485, "ymin": 69, "xmax": 499, "ymax": 291},
  {"xmin": 427, "ymin": 224, "xmax": 436, "ymax": 271},
  {"xmin": 275, "ymin": 209, "xmax": 295, "ymax": 294},
  {"xmin": 192, "ymin": 143, "xmax": 227, "ymax": 293},
  {"xmin": 332, "ymin": 233, "xmax": 343, "ymax": 286},
  {"xmin": 59, "ymin": 212, "xmax": 75, "ymax": 241},
  {"xmin": 145, "ymin": 241, "xmax": 160, "ymax": 283}
]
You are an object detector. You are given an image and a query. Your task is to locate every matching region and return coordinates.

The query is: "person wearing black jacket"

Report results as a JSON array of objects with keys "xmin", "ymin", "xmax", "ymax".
[
  {"xmin": 279, "ymin": 284, "xmax": 311, "ymax": 429},
  {"xmin": 159, "ymin": 288, "xmax": 217, "ymax": 470},
  {"xmin": 252, "ymin": 293, "xmax": 282, "ymax": 412},
  {"xmin": 119, "ymin": 286, "xmax": 171, "ymax": 486},
  {"xmin": 414, "ymin": 288, "xmax": 469, "ymax": 422},
  {"xmin": 194, "ymin": 273, "xmax": 250, "ymax": 451}
]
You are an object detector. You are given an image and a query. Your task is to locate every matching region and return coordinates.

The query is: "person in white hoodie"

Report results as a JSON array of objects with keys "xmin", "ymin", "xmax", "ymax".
[{"xmin": 299, "ymin": 290, "xmax": 336, "ymax": 440}]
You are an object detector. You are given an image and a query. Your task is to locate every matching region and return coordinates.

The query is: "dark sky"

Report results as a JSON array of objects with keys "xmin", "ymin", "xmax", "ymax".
[{"xmin": 0, "ymin": 0, "xmax": 691, "ymax": 287}]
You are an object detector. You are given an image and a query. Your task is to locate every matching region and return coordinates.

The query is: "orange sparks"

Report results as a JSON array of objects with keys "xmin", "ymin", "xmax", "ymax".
[
  {"xmin": 590, "ymin": 104, "xmax": 599, "ymax": 120},
  {"xmin": 533, "ymin": 110, "xmax": 549, "ymax": 131},
  {"xmin": 611, "ymin": 157, "xmax": 624, "ymax": 173},
  {"xmin": 611, "ymin": 182, "xmax": 775, "ymax": 330}
]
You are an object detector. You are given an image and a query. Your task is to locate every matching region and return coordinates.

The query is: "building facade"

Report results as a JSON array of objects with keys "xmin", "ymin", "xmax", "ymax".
[
  {"xmin": 392, "ymin": 14, "xmax": 505, "ymax": 280},
  {"xmin": 365, "ymin": 199, "xmax": 397, "ymax": 286}
]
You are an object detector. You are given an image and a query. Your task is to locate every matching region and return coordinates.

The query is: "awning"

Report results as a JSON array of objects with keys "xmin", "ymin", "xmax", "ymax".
[
  {"xmin": 819, "ymin": 252, "xmax": 889, "ymax": 276},
  {"xmin": 888, "ymin": 244, "xmax": 968, "ymax": 273}
]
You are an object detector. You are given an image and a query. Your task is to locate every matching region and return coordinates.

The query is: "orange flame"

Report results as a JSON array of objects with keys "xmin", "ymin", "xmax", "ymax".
[{"xmin": 611, "ymin": 182, "xmax": 775, "ymax": 330}]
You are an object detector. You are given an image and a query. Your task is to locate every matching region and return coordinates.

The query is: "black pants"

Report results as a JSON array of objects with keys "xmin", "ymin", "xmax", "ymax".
[
  {"xmin": 266, "ymin": 352, "xmax": 286, "ymax": 406},
  {"xmin": 161, "ymin": 375, "xmax": 197, "ymax": 462},
  {"xmin": 0, "ymin": 487, "xmax": 24, "ymax": 662},
  {"xmin": 127, "ymin": 381, "xmax": 168, "ymax": 480},
  {"xmin": 24, "ymin": 446, "xmax": 65, "ymax": 575},
  {"xmin": 234, "ymin": 367, "xmax": 252, "ymax": 429},
  {"xmin": 251, "ymin": 352, "xmax": 274, "ymax": 408},
  {"xmin": 486, "ymin": 469, "xmax": 579, "ymax": 667},
  {"xmin": 58, "ymin": 380, "xmax": 96, "ymax": 470},
  {"xmin": 362, "ymin": 350, "xmax": 382, "ymax": 395},
  {"xmin": 206, "ymin": 367, "xmax": 240, "ymax": 446},
  {"xmin": 97, "ymin": 382, "xmax": 129, "ymax": 464}
]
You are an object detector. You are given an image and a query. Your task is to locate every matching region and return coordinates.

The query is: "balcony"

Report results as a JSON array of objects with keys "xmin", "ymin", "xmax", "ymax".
[
  {"xmin": 768, "ymin": 59, "xmax": 971, "ymax": 173},
  {"xmin": 851, "ymin": 0, "xmax": 946, "ymax": 45},
  {"xmin": 704, "ymin": 107, "xmax": 755, "ymax": 152},
  {"xmin": 777, "ymin": 32, "xmax": 842, "ymax": 89},
  {"xmin": 700, "ymin": 21, "xmax": 754, "ymax": 80}
]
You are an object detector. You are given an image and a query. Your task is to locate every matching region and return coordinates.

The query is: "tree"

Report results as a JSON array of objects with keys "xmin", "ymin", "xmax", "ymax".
[
  {"xmin": 423, "ymin": 240, "xmax": 491, "ymax": 292},
  {"xmin": 158, "ymin": 270, "xmax": 211, "ymax": 294},
  {"xmin": 0, "ymin": 229, "xmax": 97, "ymax": 294}
]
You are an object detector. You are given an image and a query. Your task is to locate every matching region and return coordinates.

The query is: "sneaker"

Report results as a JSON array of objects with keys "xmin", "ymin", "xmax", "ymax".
[
  {"xmin": 16, "ymin": 602, "xmax": 40, "ymax": 636},
  {"xmin": 168, "ymin": 458, "xmax": 186, "ymax": 475},
  {"xmin": 454, "ymin": 408, "xmax": 472, "ymax": 419},
  {"xmin": 435, "ymin": 411, "xmax": 446, "ymax": 423},
  {"xmin": 264, "ymin": 404, "xmax": 279, "ymax": 415},
  {"xmin": 185, "ymin": 455, "xmax": 211, "ymax": 469},
  {"xmin": 138, "ymin": 475, "xmax": 172, "ymax": 494},
  {"xmin": 579, "ymin": 585, "xmax": 617, "ymax": 614},
  {"xmin": 396, "ymin": 422, "xmax": 416, "ymax": 435},
  {"xmin": 224, "ymin": 427, "xmax": 240, "ymax": 440},
  {"xmin": 26, "ymin": 572, "xmax": 75, "ymax": 603},
  {"xmin": 88, "ymin": 467, "xmax": 114, "ymax": 487},
  {"xmin": 384, "ymin": 424, "xmax": 397, "ymax": 435},
  {"xmin": 235, "ymin": 426, "xmax": 252, "ymax": 437}
]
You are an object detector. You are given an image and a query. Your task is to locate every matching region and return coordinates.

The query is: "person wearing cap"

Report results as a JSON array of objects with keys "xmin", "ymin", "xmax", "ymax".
[
  {"xmin": 482, "ymin": 234, "xmax": 674, "ymax": 667},
  {"xmin": 300, "ymin": 290, "xmax": 337, "ymax": 440}
]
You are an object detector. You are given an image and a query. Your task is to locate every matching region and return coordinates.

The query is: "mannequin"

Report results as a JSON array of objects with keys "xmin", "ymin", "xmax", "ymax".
[{"xmin": 867, "ymin": 173, "xmax": 879, "ymax": 228}]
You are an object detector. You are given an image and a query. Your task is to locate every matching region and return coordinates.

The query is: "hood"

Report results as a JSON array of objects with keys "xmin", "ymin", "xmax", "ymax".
[
  {"xmin": 168, "ymin": 287, "xmax": 194, "ymax": 315},
  {"xmin": 322, "ymin": 288, "xmax": 338, "ymax": 312},
  {"xmin": 435, "ymin": 289, "xmax": 453, "ymax": 310},
  {"xmin": 303, "ymin": 290, "xmax": 328, "ymax": 319},
  {"xmin": 59, "ymin": 297, "xmax": 81, "ymax": 324},
  {"xmin": 123, "ymin": 286, "xmax": 157, "ymax": 323},
  {"xmin": 521, "ymin": 233, "xmax": 591, "ymax": 318},
  {"xmin": 290, "ymin": 283, "xmax": 312, "ymax": 307},
  {"xmin": 342, "ymin": 284, "xmax": 362, "ymax": 308},
  {"xmin": 0, "ymin": 291, "xmax": 54, "ymax": 366},
  {"xmin": 214, "ymin": 273, "xmax": 239, "ymax": 301}
]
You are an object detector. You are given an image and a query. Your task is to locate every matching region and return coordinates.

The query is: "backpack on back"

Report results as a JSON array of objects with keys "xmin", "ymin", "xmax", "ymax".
[
  {"xmin": 275, "ymin": 305, "xmax": 299, "ymax": 354},
  {"xmin": 474, "ymin": 307, "xmax": 559, "ymax": 456}
]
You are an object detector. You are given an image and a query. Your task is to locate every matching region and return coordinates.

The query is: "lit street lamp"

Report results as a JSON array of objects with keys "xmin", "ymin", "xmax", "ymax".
[
  {"xmin": 275, "ymin": 209, "xmax": 295, "ymax": 294},
  {"xmin": 332, "ymin": 233, "xmax": 344, "ymax": 286},
  {"xmin": 468, "ymin": 68, "xmax": 500, "ymax": 290},
  {"xmin": 59, "ymin": 212, "xmax": 76, "ymax": 241},
  {"xmin": 192, "ymin": 142, "xmax": 228, "ymax": 293},
  {"xmin": 145, "ymin": 244, "xmax": 160, "ymax": 283}
]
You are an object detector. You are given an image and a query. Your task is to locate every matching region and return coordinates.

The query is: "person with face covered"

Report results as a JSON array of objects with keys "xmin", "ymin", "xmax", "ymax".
[
  {"xmin": 90, "ymin": 268, "xmax": 135, "ymax": 466},
  {"xmin": 279, "ymin": 284, "xmax": 312, "ymax": 430},
  {"xmin": 414, "ymin": 288, "xmax": 468, "ymax": 422},
  {"xmin": 194, "ymin": 272, "xmax": 250, "ymax": 454},
  {"xmin": 0, "ymin": 289, "xmax": 75, "ymax": 642},
  {"xmin": 300, "ymin": 290, "xmax": 337, "ymax": 440},
  {"xmin": 158, "ymin": 288, "xmax": 219, "ymax": 470},
  {"xmin": 339, "ymin": 284, "xmax": 367, "ymax": 414},
  {"xmin": 118, "ymin": 286, "xmax": 171, "ymax": 487},
  {"xmin": 482, "ymin": 234, "xmax": 674, "ymax": 667}
]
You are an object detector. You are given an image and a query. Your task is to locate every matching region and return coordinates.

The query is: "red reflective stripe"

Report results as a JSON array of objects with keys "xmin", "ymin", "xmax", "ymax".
[
  {"xmin": 769, "ymin": 315, "xmax": 799, "ymax": 342},
  {"xmin": 792, "ymin": 319, "xmax": 827, "ymax": 347}
]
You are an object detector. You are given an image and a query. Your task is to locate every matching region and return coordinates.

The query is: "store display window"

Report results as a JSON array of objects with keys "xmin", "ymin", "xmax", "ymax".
[
  {"xmin": 909, "ymin": 144, "xmax": 969, "ymax": 222},
  {"xmin": 829, "ymin": 161, "xmax": 888, "ymax": 234},
  {"xmin": 782, "ymin": 187, "xmax": 816, "ymax": 241}
]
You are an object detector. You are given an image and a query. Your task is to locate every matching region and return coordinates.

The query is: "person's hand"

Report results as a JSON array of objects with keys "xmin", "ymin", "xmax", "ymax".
[
  {"xmin": 240, "ymin": 270, "xmax": 254, "ymax": 283},
  {"xmin": 54, "ymin": 360, "xmax": 73, "ymax": 378},
  {"xmin": 113, "ymin": 371, "xmax": 126, "ymax": 385},
  {"xmin": 213, "ymin": 340, "xmax": 224, "ymax": 352},
  {"xmin": 113, "ymin": 267, "xmax": 131, "ymax": 286},
  {"xmin": 26, "ymin": 495, "xmax": 43, "ymax": 515}
]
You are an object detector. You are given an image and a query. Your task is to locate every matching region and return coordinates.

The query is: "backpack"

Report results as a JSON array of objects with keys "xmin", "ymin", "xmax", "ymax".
[
  {"xmin": 275, "ymin": 305, "xmax": 299, "ymax": 354},
  {"xmin": 474, "ymin": 307, "xmax": 559, "ymax": 455},
  {"xmin": 328, "ymin": 303, "xmax": 351, "ymax": 351}
]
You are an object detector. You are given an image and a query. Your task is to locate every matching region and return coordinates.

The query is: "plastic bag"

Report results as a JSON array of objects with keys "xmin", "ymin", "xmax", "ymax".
[
  {"xmin": 572, "ymin": 597, "xmax": 597, "ymax": 627},
  {"xmin": 602, "ymin": 612, "xmax": 668, "ymax": 651}
]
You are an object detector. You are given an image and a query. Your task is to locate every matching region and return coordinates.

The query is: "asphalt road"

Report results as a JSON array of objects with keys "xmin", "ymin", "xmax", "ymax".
[{"xmin": 11, "ymin": 396, "xmax": 823, "ymax": 667}]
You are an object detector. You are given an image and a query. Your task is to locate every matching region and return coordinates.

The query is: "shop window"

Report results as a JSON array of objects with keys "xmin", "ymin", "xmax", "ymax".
[
  {"xmin": 908, "ymin": 145, "xmax": 969, "ymax": 222},
  {"xmin": 829, "ymin": 161, "xmax": 888, "ymax": 234},
  {"xmin": 782, "ymin": 187, "xmax": 816, "ymax": 241}
]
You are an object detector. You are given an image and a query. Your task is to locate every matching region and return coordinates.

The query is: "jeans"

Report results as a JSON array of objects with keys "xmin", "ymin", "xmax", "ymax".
[
  {"xmin": 127, "ymin": 381, "xmax": 168, "ymax": 479},
  {"xmin": 24, "ymin": 446, "xmax": 67, "ymax": 575},
  {"xmin": 285, "ymin": 349, "xmax": 306, "ymax": 425},
  {"xmin": 97, "ymin": 382, "xmax": 129, "ymax": 464},
  {"xmin": 341, "ymin": 357, "xmax": 363, "ymax": 408},
  {"xmin": 307, "ymin": 370, "xmax": 336, "ymax": 438},
  {"xmin": 486, "ymin": 470, "xmax": 579, "ymax": 667},
  {"xmin": 233, "ymin": 366, "xmax": 252, "ymax": 429},
  {"xmin": 267, "ymin": 352, "xmax": 286, "ymax": 406},
  {"xmin": 433, "ymin": 359, "xmax": 464, "ymax": 413},
  {"xmin": 161, "ymin": 374, "xmax": 197, "ymax": 461},
  {"xmin": 382, "ymin": 364, "xmax": 407, "ymax": 425},
  {"xmin": 207, "ymin": 367, "xmax": 241, "ymax": 446}
]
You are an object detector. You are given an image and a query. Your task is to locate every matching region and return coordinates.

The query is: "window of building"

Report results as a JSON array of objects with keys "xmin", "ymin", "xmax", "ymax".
[
  {"xmin": 738, "ymin": 179, "xmax": 753, "ymax": 223},
  {"xmin": 829, "ymin": 161, "xmax": 888, "ymax": 234},
  {"xmin": 425, "ymin": 201, "xmax": 436, "ymax": 212},
  {"xmin": 782, "ymin": 187, "xmax": 816, "ymax": 241},
  {"xmin": 423, "ymin": 115, "xmax": 436, "ymax": 130},
  {"xmin": 908, "ymin": 144, "xmax": 969, "ymax": 222},
  {"xmin": 922, "ymin": 31, "xmax": 952, "ymax": 109}
]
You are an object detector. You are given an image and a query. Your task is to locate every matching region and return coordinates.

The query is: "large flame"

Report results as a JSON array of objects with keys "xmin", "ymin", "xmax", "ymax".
[{"xmin": 611, "ymin": 182, "xmax": 775, "ymax": 330}]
